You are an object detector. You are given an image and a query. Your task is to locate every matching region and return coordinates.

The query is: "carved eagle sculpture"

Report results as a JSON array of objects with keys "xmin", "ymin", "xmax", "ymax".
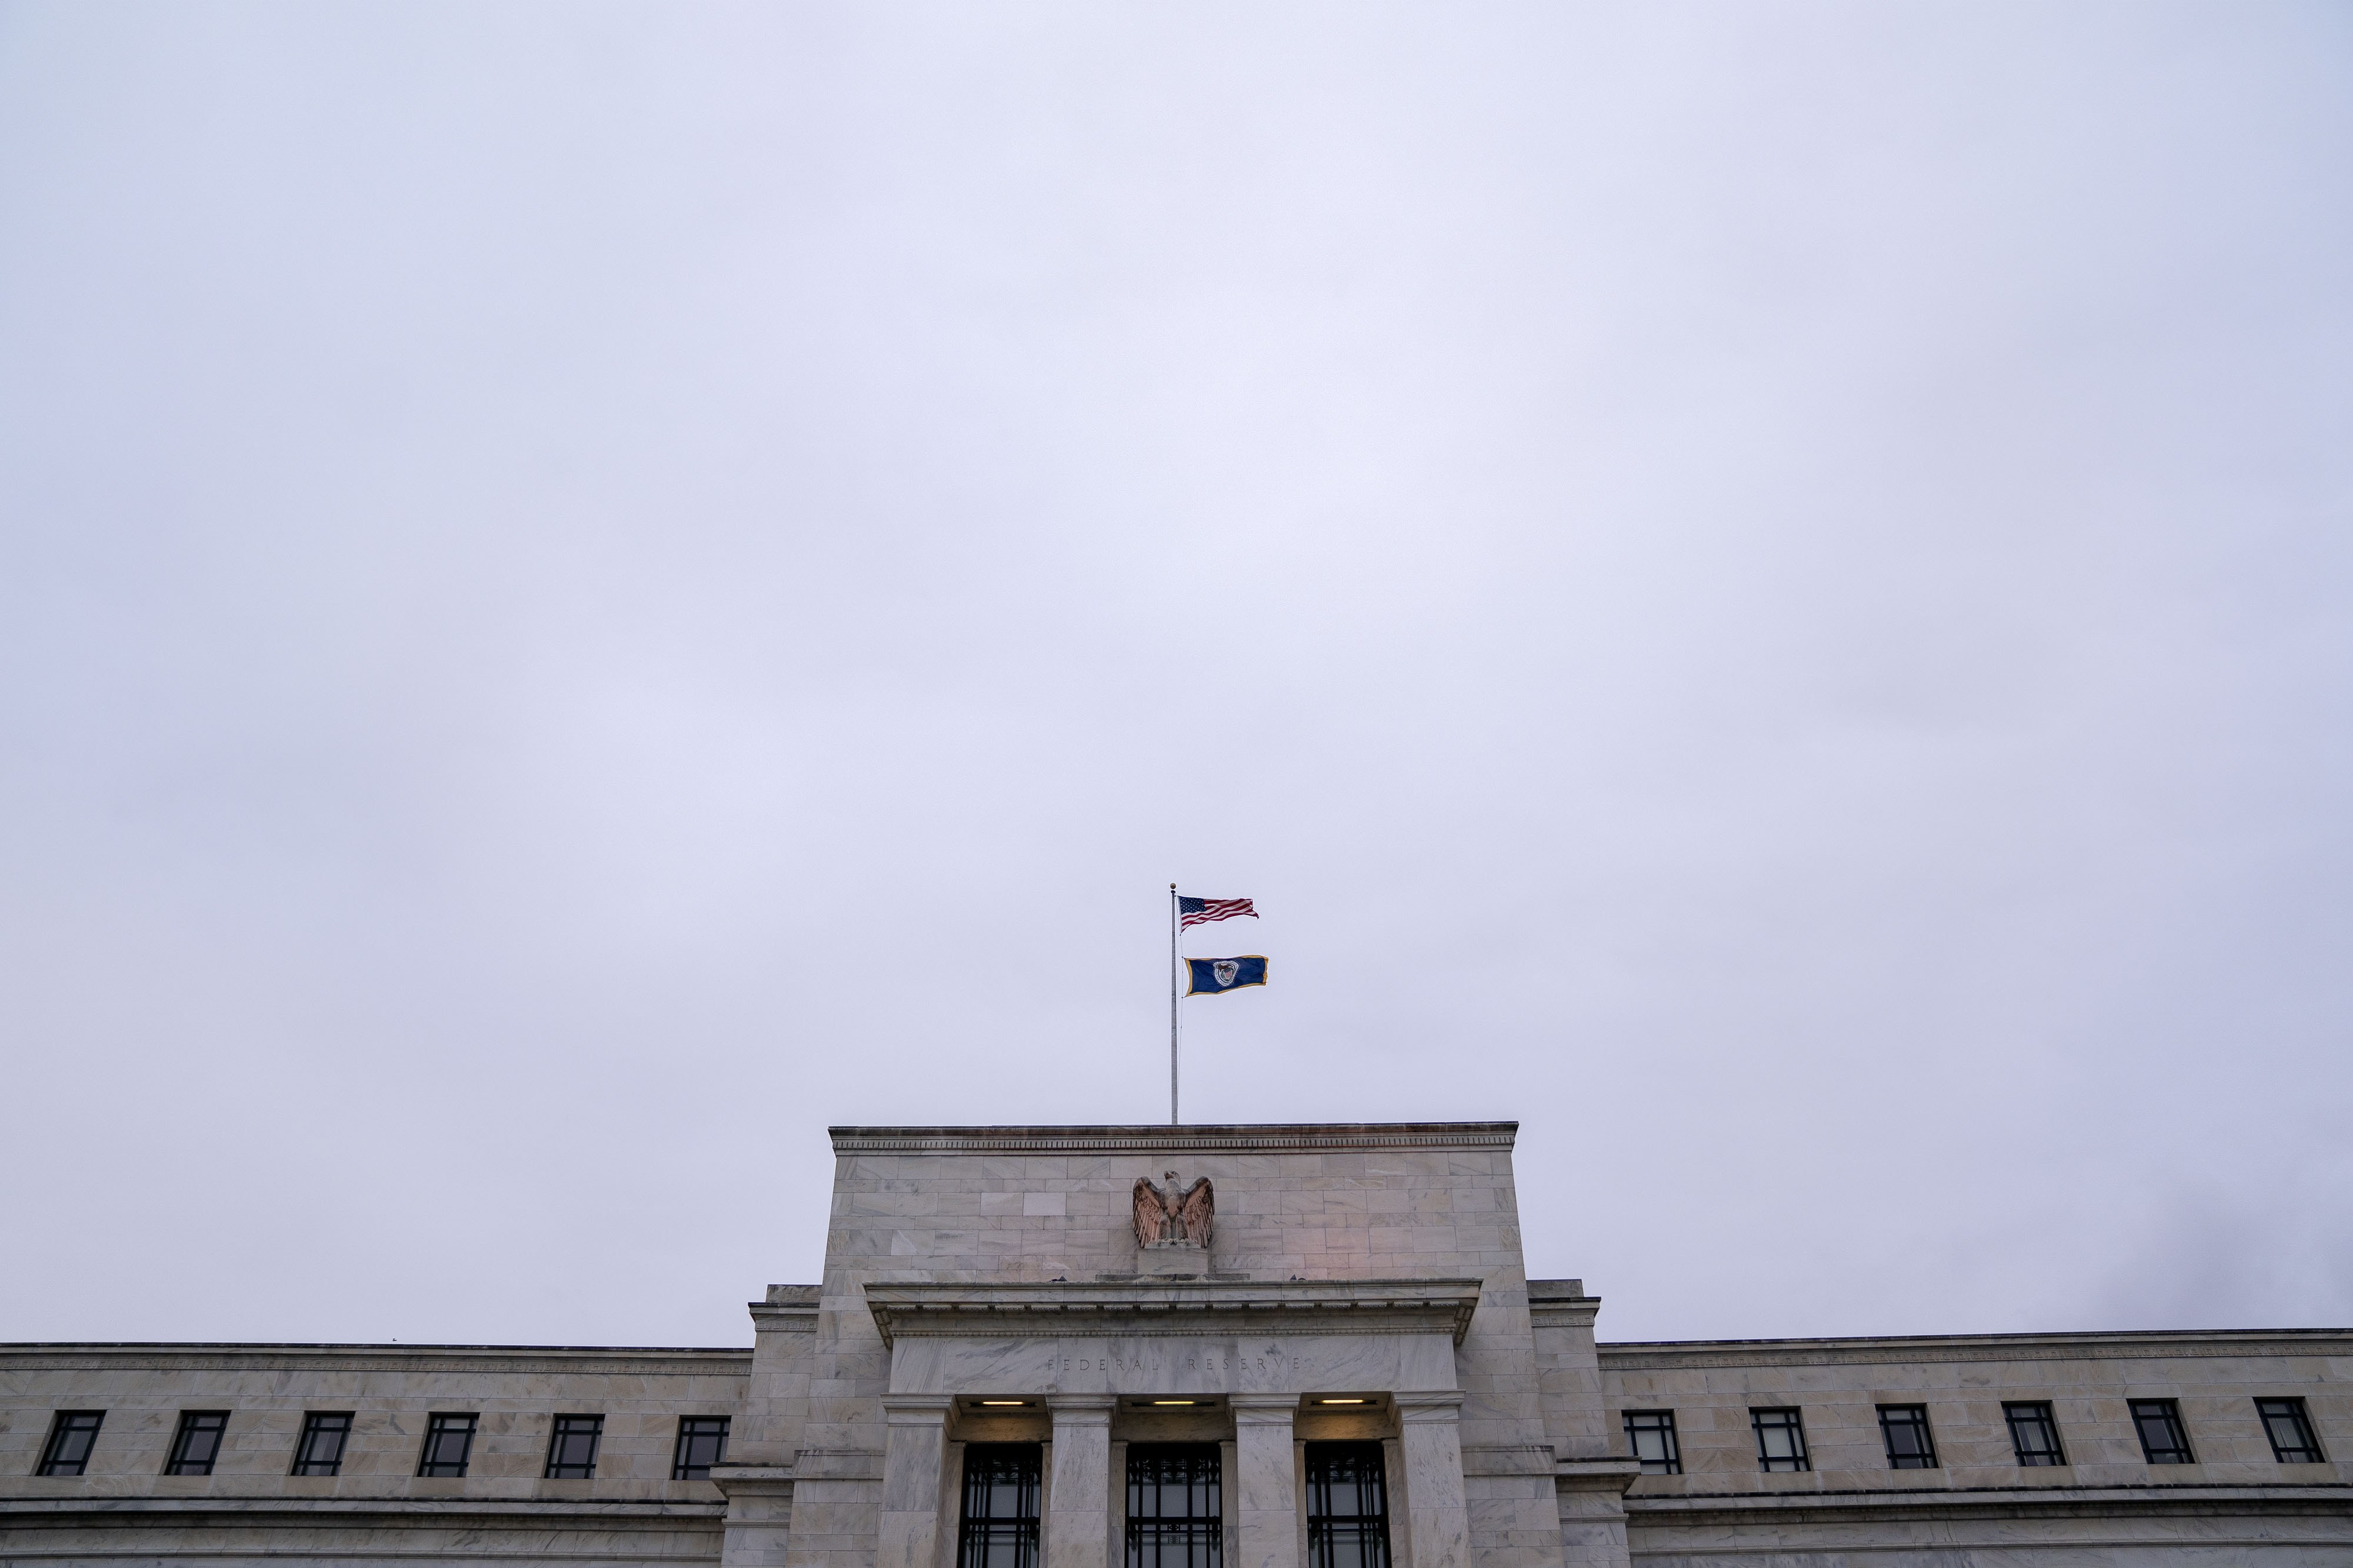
[{"xmin": 1131, "ymin": 1170, "xmax": 1214, "ymax": 1249}]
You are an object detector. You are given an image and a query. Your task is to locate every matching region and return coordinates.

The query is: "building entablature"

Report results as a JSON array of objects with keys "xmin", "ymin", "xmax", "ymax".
[
  {"xmin": 863, "ymin": 1277, "xmax": 1483, "ymax": 1348},
  {"xmin": 869, "ymin": 1279, "xmax": 1481, "ymax": 1402}
]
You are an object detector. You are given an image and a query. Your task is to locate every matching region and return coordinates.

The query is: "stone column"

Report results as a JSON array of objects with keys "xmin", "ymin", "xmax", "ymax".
[
  {"xmin": 878, "ymin": 1396, "xmax": 955, "ymax": 1568},
  {"xmin": 1395, "ymin": 1394, "xmax": 1469, "ymax": 1568},
  {"xmin": 1047, "ymin": 1396, "xmax": 1116, "ymax": 1568},
  {"xmin": 1230, "ymin": 1396, "xmax": 1301, "ymax": 1568}
]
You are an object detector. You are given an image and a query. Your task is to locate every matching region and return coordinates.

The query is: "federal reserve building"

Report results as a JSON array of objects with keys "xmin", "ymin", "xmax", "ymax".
[{"xmin": 3, "ymin": 1120, "xmax": 2347, "ymax": 1566}]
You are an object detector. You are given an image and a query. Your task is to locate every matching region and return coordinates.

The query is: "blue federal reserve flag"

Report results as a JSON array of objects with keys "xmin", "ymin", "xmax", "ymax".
[{"xmin": 1185, "ymin": 955, "xmax": 1268, "ymax": 997}]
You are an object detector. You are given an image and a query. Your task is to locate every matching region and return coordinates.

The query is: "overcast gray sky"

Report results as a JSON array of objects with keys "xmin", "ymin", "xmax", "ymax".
[{"xmin": 4, "ymin": 2, "xmax": 2349, "ymax": 1351}]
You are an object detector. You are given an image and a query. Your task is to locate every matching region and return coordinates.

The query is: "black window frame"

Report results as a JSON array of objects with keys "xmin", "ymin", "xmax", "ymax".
[
  {"xmin": 36, "ymin": 1412, "xmax": 104, "ymax": 1477},
  {"xmin": 1304, "ymin": 1440, "xmax": 1391, "ymax": 1568},
  {"xmin": 2129, "ymin": 1399, "xmax": 2194, "ymax": 1464},
  {"xmin": 544, "ymin": 1413, "xmax": 604, "ymax": 1479},
  {"xmin": 2002, "ymin": 1402, "xmax": 2066, "ymax": 1467},
  {"xmin": 1750, "ymin": 1407, "xmax": 1809, "ymax": 1473},
  {"xmin": 1622, "ymin": 1410, "xmax": 1681, "ymax": 1475},
  {"xmin": 1126, "ymin": 1442, "xmax": 1222, "ymax": 1568},
  {"xmin": 292, "ymin": 1413, "xmax": 354, "ymax": 1476},
  {"xmin": 673, "ymin": 1416, "xmax": 730, "ymax": 1480},
  {"xmin": 165, "ymin": 1411, "xmax": 230, "ymax": 1476},
  {"xmin": 956, "ymin": 1442, "xmax": 1042, "ymax": 1568},
  {"xmin": 416, "ymin": 1413, "xmax": 479, "ymax": 1477},
  {"xmin": 1877, "ymin": 1405, "xmax": 1938, "ymax": 1470},
  {"xmin": 2256, "ymin": 1399, "xmax": 2325, "ymax": 1464}
]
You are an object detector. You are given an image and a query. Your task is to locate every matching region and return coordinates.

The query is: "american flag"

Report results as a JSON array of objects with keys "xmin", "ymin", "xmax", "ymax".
[{"xmin": 1178, "ymin": 895, "xmax": 1257, "ymax": 928}]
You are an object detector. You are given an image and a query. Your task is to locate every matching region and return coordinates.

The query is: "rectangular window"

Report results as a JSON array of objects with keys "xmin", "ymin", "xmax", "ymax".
[
  {"xmin": 1877, "ymin": 1406, "xmax": 1937, "ymax": 1469},
  {"xmin": 2257, "ymin": 1399, "xmax": 2325, "ymax": 1464},
  {"xmin": 36, "ymin": 1412, "xmax": 104, "ymax": 1477},
  {"xmin": 1305, "ymin": 1442, "xmax": 1391, "ymax": 1568},
  {"xmin": 416, "ymin": 1413, "xmax": 478, "ymax": 1477},
  {"xmin": 957, "ymin": 1443, "xmax": 1042, "ymax": 1568},
  {"xmin": 544, "ymin": 1414, "xmax": 603, "ymax": 1479},
  {"xmin": 1126, "ymin": 1443, "xmax": 1222, "ymax": 1568},
  {"xmin": 165, "ymin": 1412, "xmax": 229, "ymax": 1476},
  {"xmin": 2129, "ymin": 1400, "xmax": 2194, "ymax": 1464},
  {"xmin": 292, "ymin": 1413, "xmax": 353, "ymax": 1476},
  {"xmin": 1751, "ymin": 1408, "xmax": 1809, "ymax": 1473},
  {"xmin": 2003, "ymin": 1402, "xmax": 2066, "ymax": 1467},
  {"xmin": 1622, "ymin": 1411, "xmax": 1681, "ymax": 1475},
  {"xmin": 673, "ymin": 1416, "xmax": 730, "ymax": 1480}
]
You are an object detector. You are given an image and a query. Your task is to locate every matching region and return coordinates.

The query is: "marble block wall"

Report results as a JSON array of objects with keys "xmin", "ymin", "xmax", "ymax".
[
  {"xmin": 1599, "ymin": 1329, "xmax": 2353, "ymax": 1494},
  {"xmin": 1597, "ymin": 1328, "xmax": 2353, "ymax": 1568},
  {"xmin": 0, "ymin": 1342, "xmax": 748, "ymax": 1564}
]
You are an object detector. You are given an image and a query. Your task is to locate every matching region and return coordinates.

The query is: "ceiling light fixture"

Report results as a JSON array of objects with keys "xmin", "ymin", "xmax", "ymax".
[
  {"xmin": 978, "ymin": 1401, "xmax": 1027, "ymax": 1407},
  {"xmin": 1151, "ymin": 1400, "xmax": 1198, "ymax": 1406},
  {"xmin": 1318, "ymin": 1399, "xmax": 1367, "ymax": 1405}
]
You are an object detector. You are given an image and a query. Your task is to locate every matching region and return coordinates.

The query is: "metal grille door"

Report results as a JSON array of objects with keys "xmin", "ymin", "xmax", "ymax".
[
  {"xmin": 958, "ymin": 1445, "xmax": 1042, "ymax": 1568},
  {"xmin": 1126, "ymin": 1443, "xmax": 1222, "ymax": 1568},
  {"xmin": 1305, "ymin": 1443, "xmax": 1390, "ymax": 1568}
]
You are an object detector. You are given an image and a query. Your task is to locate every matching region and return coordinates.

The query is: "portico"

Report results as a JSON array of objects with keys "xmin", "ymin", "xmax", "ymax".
[
  {"xmin": 863, "ymin": 1279, "xmax": 1482, "ymax": 1568},
  {"xmin": 715, "ymin": 1122, "xmax": 1612, "ymax": 1568}
]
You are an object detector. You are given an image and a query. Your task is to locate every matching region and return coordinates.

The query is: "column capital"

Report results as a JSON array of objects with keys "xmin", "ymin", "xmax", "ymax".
[
  {"xmin": 1233, "ymin": 1393, "xmax": 1308, "ymax": 1422},
  {"xmin": 880, "ymin": 1393, "xmax": 956, "ymax": 1419},
  {"xmin": 1394, "ymin": 1390, "xmax": 1467, "ymax": 1421},
  {"xmin": 1046, "ymin": 1393, "xmax": 1117, "ymax": 1419}
]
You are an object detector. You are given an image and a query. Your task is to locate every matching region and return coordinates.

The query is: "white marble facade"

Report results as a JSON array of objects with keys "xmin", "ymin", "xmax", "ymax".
[
  {"xmin": 713, "ymin": 1122, "xmax": 1579, "ymax": 1568},
  {"xmin": 3, "ymin": 1120, "xmax": 2349, "ymax": 1567}
]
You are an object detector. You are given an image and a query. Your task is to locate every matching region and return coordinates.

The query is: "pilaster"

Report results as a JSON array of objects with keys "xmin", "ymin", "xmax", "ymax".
[
  {"xmin": 713, "ymin": 1464, "xmax": 796, "ymax": 1568},
  {"xmin": 1526, "ymin": 1283, "xmax": 1611, "ymax": 1463},
  {"xmin": 1552, "ymin": 1460, "xmax": 1639, "ymax": 1568}
]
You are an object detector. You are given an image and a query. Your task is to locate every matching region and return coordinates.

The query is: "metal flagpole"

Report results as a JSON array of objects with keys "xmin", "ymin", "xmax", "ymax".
[{"xmin": 1169, "ymin": 884, "xmax": 1179, "ymax": 1125}]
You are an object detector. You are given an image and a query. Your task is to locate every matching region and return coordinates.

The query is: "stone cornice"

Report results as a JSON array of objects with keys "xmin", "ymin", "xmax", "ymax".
[
  {"xmin": 1599, "ymin": 1327, "xmax": 2353, "ymax": 1370},
  {"xmin": 1555, "ymin": 1457, "xmax": 1644, "ymax": 1494},
  {"xmin": 0, "ymin": 1343, "xmax": 751, "ymax": 1376},
  {"xmin": 751, "ymin": 1283, "xmax": 822, "ymax": 1333},
  {"xmin": 706, "ymin": 1464, "xmax": 794, "ymax": 1501},
  {"xmin": 0, "ymin": 1496, "xmax": 726, "ymax": 1521},
  {"xmin": 1527, "ymin": 1281, "xmax": 1601, "ymax": 1330},
  {"xmin": 864, "ymin": 1279, "xmax": 1482, "ymax": 1348},
  {"xmin": 1622, "ymin": 1482, "xmax": 2353, "ymax": 1526},
  {"xmin": 829, "ymin": 1123, "xmax": 1517, "ymax": 1155}
]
